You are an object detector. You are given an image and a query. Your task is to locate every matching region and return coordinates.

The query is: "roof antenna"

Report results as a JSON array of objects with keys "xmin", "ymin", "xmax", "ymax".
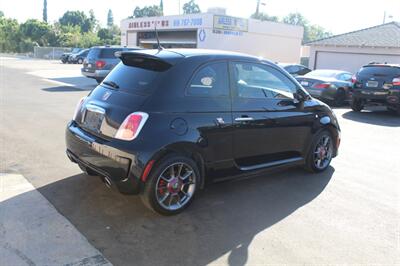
[{"xmin": 154, "ymin": 22, "xmax": 163, "ymax": 51}]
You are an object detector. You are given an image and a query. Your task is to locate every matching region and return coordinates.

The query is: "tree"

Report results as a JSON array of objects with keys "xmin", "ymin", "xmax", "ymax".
[
  {"xmin": 133, "ymin": 5, "xmax": 163, "ymax": 18},
  {"xmin": 0, "ymin": 17, "xmax": 22, "ymax": 52},
  {"xmin": 283, "ymin": 12, "xmax": 331, "ymax": 43},
  {"xmin": 98, "ymin": 25, "xmax": 120, "ymax": 45},
  {"xmin": 283, "ymin": 12, "xmax": 308, "ymax": 26},
  {"xmin": 20, "ymin": 19, "xmax": 52, "ymax": 46},
  {"xmin": 0, "ymin": 11, "xmax": 4, "ymax": 17},
  {"xmin": 59, "ymin": 10, "xmax": 96, "ymax": 33},
  {"xmin": 182, "ymin": 0, "xmax": 201, "ymax": 14},
  {"xmin": 43, "ymin": 0, "xmax": 47, "ymax": 22},
  {"xmin": 251, "ymin": 12, "xmax": 279, "ymax": 22},
  {"xmin": 107, "ymin": 9, "xmax": 114, "ymax": 27},
  {"xmin": 160, "ymin": 0, "xmax": 164, "ymax": 12}
]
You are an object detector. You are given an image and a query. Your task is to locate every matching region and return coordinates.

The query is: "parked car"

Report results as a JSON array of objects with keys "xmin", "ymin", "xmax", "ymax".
[
  {"xmin": 296, "ymin": 70, "xmax": 353, "ymax": 106},
  {"xmin": 278, "ymin": 63, "xmax": 311, "ymax": 77},
  {"xmin": 351, "ymin": 63, "xmax": 400, "ymax": 114},
  {"xmin": 81, "ymin": 46, "xmax": 140, "ymax": 84},
  {"xmin": 60, "ymin": 48, "xmax": 82, "ymax": 63},
  {"xmin": 69, "ymin": 49, "xmax": 90, "ymax": 64},
  {"xmin": 66, "ymin": 49, "xmax": 341, "ymax": 215}
]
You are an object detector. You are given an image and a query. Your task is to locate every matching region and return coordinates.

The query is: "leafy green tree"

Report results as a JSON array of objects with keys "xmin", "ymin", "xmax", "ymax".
[
  {"xmin": 283, "ymin": 12, "xmax": 331, "ymax": 43},
  {"xmin": 0, "ymin": 17, "xmax": 22, "ymax": 52},
  {"xmin": 59, "ymin": 10, "xmax": 96, "ymax": 33},
  {"xmin": 183, "ymin": 0, "xmax": 201, "ymax": 14},
  {"xmin": 0, "ymin": 11, "xmax": 4, "ymax": 17},
  {"xmin": 133, "ymin": 5, "xmax": 163, "ymax": 18},
  {"xmin": 43, "ymin": 0, "xmax": 47, "ymax": 22},
  {"xmin": 251, "ymin": 12, "xmax": 279, "ymax": 22},
  {"xmin": 20, "ymin": 19, "xmax": 52, "ymax": 46},
  {"xmin": 107, "ymin": 9, "xmax": 114, "ymax": 27},
  {"xmin": 98, "ymin": 25, "xmax": 120, "ymax": 45},
  {"xmin": 283, "ymin": 12, "xmax": 308, "ymax": 26}
]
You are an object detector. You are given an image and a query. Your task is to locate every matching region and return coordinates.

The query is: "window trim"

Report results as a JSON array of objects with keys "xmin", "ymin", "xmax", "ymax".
[
  {"xmin": 229, "ymin": 61, "xmax": 300, "ymax": 100},
  {"xmin": 184, "ymin": 60, "xmax": 231, "ymax": 98}
]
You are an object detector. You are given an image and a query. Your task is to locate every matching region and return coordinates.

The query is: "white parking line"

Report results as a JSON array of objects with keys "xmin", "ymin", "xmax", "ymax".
[{"xmin": 0, "ymin": 173, "xmax": 112, "ymax": 266}]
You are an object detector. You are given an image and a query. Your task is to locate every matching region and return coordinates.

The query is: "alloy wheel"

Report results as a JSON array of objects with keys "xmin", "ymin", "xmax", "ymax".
[
  {"xmin": 313, "ymin": 134, "xmax": 333, "ymax": 170},
  {"xmin": 155, "ymin": 162, "xmax": 196, "ymax": 211}
]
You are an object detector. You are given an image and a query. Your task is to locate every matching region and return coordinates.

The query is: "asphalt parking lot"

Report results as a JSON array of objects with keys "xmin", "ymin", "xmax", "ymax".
[{"xmin": 1, "ymin": 56, "xmax": 399, "ymax": 265}]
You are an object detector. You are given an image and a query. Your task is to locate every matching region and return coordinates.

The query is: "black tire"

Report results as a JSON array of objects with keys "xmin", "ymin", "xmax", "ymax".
[
  {"xmin": 351, "ymin": 98, "xmax": 363, "ymax": 112},
  {"xmin": 304, "ymin": 130, "xmax": 334, "ymax": 173},
  {"xmin": 333, "ymin": 88, "xmax": 346, "ymax": 106},
  {"xmin": 141, "ymin": 154, "xmax": 200, "ymax": 215},
  {"xmin": 387, "ymin": 106, "xmax": 400, "ymax": 116},
  {"xmin": 77, "ymin": 58, "xmax": 83, "ymax": 64}
]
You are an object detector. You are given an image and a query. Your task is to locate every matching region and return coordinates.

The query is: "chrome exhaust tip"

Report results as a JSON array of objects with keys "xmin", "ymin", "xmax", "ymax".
[{"xmin": 103, "ymin": 176, "xmax": 112, "ymax": 188}]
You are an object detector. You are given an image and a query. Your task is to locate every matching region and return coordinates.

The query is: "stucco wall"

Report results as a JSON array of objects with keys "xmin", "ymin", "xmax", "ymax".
[{"xmin": 309, "ymin": 45, "xmax": 400, "ymax": 72}]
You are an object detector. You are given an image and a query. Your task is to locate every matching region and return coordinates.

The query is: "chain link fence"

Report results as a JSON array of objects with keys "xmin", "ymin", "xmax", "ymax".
[{"xmin": 33, "ymin": 47, "xmax": 72, "ymax": 60}]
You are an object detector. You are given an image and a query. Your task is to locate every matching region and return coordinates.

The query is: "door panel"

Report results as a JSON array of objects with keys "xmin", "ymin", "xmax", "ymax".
[{"xmin": 230, "ymin": 62, "xmax": 314, "ymax": 168}]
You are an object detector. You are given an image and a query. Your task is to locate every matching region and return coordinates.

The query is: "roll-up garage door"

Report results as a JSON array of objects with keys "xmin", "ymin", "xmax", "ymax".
[{"xmin": 315, "ymin": 51, "xmax": 400, "ymax": 73}]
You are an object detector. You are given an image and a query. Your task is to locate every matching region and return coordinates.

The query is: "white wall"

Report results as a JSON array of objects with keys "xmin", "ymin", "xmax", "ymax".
[{"xmin": 309, "ymin": 46, "xmax": 400, "ymax": 72}]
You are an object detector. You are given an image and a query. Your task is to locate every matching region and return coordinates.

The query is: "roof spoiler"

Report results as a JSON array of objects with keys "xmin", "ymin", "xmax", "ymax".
[{"xmin": 115, "ymin": 51, "xmax": 172, "ymax": 71}]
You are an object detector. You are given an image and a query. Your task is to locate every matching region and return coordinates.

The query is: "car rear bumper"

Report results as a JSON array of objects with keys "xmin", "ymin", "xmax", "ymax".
[
  {"xmin": 81, "ymin": 69, "xmax": 110, "ymax": 79},
  {"xmin": 65, "ymin": 121, "xmax": 143, "ymax": 194},
  {"xmin": 352, "ymin": 89, "xmax": 400, "ymax": 107}
]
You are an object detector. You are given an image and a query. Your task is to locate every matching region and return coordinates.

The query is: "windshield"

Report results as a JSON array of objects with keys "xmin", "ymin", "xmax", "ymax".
[
  {"xmin": 305, "ymin": 70, "xmax": 338, "ymax": 78},
  {"xmin": 101, "ymin": 63, "xmax": 160, "ymax": 95}
]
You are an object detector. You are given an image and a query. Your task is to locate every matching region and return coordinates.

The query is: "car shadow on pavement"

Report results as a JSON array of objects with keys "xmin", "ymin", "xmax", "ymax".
[
  {"xmin": 37, "ymin": 166, "xmax": 334, "ymax": 266},
  {"xmin": 42, "ymin": 86, "xmax": 92, "ymax": 92},
  {"xmin": 342, "ymin": 108, "xmax": 400, "ymax": 127}
]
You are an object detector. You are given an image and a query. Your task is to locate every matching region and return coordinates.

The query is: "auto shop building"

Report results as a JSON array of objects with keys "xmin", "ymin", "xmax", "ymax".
[{"xmin": 120, "ymin": 12, "xmax": 304, "ymax": 63}]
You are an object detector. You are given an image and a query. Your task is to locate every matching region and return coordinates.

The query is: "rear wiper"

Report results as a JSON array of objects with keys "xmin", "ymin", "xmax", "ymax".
[{"xmin": 102, "ymin": 81, "xmax": 120, "ymax": 89}]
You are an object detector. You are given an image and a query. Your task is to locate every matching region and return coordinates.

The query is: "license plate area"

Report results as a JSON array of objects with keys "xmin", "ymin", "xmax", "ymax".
[
  {"xmin": 366, "ymin": 81, "xmax": 378, "ymax": 87},
  {"xmin": 300, "ymin": 81, "xmax": 309, "ymax": 87},
  {"xmin": 83, "ymin": 105, "xmax": 105, "ymax": 133}
]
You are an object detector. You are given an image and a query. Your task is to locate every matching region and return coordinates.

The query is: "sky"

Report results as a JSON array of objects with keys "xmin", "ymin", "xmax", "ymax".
[{"xmin": 1, "ymin": 0, "xmax": 399, "ymax": 34}]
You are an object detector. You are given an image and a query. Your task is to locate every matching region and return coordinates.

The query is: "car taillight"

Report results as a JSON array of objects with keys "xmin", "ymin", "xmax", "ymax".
[
  {"xmin": 95, "ymin": 60, "xmax": 106, "ymax": 69},
  {"xmin": 115, "ymin": 112, "xmax": 149, "ymax": 141},
  {"xmin": 313, "ymin": 83, "xmax": 331, "ymax": 89},
  {"xmin": 393, "ymin": 77, "xmax": 400, "ymax": 86},
  {"xmin": 73, "ymin": 97, "xmax": 86, "ymax": 121},
  {"xmin": 351, "ymin": 75, "xmax": 357, "ymax": 84}
]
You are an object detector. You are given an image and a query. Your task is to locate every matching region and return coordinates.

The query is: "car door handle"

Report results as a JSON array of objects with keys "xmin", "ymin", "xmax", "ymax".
[{"xmin": 235, "ymin": 117, "xmax": 254, "ymax": 122}]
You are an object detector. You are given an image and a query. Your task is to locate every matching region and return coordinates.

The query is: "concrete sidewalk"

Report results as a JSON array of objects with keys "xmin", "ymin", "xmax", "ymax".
[{"xmin": 0, "ymin": 173, "xmax": 111, "ymax": 266}]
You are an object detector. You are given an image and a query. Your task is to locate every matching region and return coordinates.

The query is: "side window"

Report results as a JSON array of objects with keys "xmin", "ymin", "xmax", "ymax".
[
  {"xmin": 341, "ymin": 73, "xmax": 352, "ymax": 81},
  {"xmin": 100, "ymin": 48, "xmax": 122, "ymax": 58},
  {"xmin": 187, "ymin": 62, "xmax": 229, "ymax": 97},
  {"xmin": 232, "ymin": 62, "xmax": 297, "ymax": 99}
]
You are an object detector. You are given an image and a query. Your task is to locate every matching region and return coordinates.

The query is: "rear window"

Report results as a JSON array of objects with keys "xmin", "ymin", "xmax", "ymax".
[
  {"xmin": 100, "ymin": 48, "xmax": 123, "ymax": 58},
  {"xmin": 87, "ymin": 48, "xmax": 100, "ymax": 59},
  {"xmin": 358, "ymin": 66, "xmax": 400, "ymax": 77},
  {"xmin": 101, "ymin": 63, "xmax": 159, "ymax": 95}
]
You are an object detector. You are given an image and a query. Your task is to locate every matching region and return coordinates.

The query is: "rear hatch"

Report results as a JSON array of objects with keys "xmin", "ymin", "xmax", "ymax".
[
  {"xmin": 75, "ymin": 50, "xmax": 178, "ymax": 139},
  {"xmin": 354, "ymin": 65, "xmax": 400, "ymax": 97}
]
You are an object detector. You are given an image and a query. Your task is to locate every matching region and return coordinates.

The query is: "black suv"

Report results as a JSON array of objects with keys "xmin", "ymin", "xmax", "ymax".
[
  {"xmin": 352, "ymin": 64, "xmax": 400, "ymax": 114},
  {"xmin": 66, "ymin": 49, "xmax": 341, "ymax": 215}
]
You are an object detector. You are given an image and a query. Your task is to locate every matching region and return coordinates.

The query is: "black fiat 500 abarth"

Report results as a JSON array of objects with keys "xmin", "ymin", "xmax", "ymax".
[{"xmin": 66, "ymin": 49, "xmax": 341, "ymax": 215}]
